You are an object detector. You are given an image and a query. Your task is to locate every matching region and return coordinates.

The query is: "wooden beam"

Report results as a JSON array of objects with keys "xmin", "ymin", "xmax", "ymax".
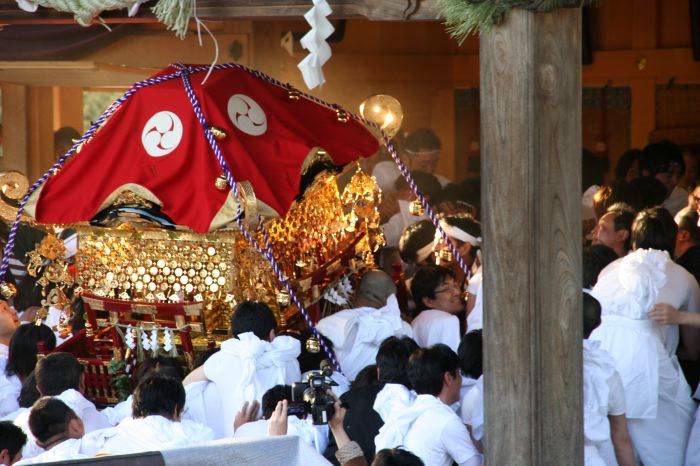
[
  {"xmin": 0, "ymin": 0, "xmax": 439, "ymax": 22},
  {"xmin": 480, "ymin": 8, "xmax": 582, "ymax": 465},
  {"xmin": 630, "ymin": 79, "xmax": 656, "ymax": 147}
]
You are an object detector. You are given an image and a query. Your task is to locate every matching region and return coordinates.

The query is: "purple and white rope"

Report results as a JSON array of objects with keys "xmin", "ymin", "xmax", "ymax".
[{"xmin": 175, "ymin": 64, "xmax": 343, "ymax": 373}]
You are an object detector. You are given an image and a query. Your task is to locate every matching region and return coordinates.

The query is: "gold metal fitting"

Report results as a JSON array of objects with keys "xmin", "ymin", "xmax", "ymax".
[
  {"xmin": 438, "ymin": 249, "xmax": 453, "ymax": 264},
  {"xmin": 210, "ymin": 127, "xmax": 228, "ymax": 140},
  {"xmin": 214, "ymin": 174, "xmax": 229, "ymax": 191},
  {"xmin": 408, "ymin": 199, "xmax": 425, "ymax": 216},
  {"xmin": 276, "ymin": 289, "xmax": 291, "ymax": 307},
  {"xmin": 0, "ymin": 281, "xmax": 16, "ymax": 299},
  {"xmin": 305, "ymin": 336, "xmax": 321, "ymax": 353},
  {"xmin": 287, "ymin": 84, "xmax": 301, "ymax": 100},
  {"xmin": 335, "ymin": 106, "xmax": 349, "ymax": 123}
]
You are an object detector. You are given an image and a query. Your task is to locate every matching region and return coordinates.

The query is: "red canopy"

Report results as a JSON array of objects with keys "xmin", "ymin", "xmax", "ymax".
[{"xmin": 31, "ymin": 64, "xmax": 379, "ymax": 233}]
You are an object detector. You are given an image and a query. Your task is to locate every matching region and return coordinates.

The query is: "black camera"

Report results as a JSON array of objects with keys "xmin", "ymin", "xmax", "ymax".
[{"xmin": 290, "ymin": 359, "xmax": 338, "ymax": 425}]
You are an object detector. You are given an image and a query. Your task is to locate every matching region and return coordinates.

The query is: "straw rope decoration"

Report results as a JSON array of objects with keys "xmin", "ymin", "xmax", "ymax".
[{"xmin": 0, "ymin": 62, "xmax": 470, "ymax": 375}]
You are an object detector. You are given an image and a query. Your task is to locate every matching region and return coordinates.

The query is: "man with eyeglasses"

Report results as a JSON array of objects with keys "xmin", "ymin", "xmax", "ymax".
[{"xmin": 410, "ymin": 265, "xmax": 464, "ymax": 352}]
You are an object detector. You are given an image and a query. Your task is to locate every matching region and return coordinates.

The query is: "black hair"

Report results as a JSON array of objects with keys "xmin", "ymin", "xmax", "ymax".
[
  {"xmin": 53, "ymin": 127, "xmax": 81, "ymax": 151},
  {"xmin": 407, "ymin": 344, "xmax": 460, "ymax": 396},
  {"xmin": 582, "ymin": 244, "xmax": 618, "ymax": 289},
  {"xmin": 261, "ymin": 385, "xmax": 299, "ymax": 420},
  {"xmin": 410, "ymin": 265, "xmax": 455, "ymax": 315},
  {"xmin": 230, "ymin": 300, "xmax": 278, "ymax": 340},
  {"xmin": 131, "ymin": 374, "xmax": 186, "ymax": 419},
  {"xmin": 297, "ymin": 159, "xmax": 343, "ymax": 201},
  {"xmin": 676, "ymin": 207, "xmax": 700, "ymax": 244},
  {"xmin": 18, "ymin": 371, "xmax": 40, "ymax": 408},
  {"xmin": 352, "ymin": 364, "xmax": 378, "ymax": 389},
  {"xmin": 398, "ymin": 220, "xmax": 436, "ymax": 264},
  {"xmin": 373, "ymin": 448, "xmax": 425, "ymax": 466},
  {"xmin": 614, "ymin": 148, "xmax": 642, "ymax": 181},
  {"xmin": 442, "ymin": 214, "xmax": 481, "ymax": 261},
  {"xmin": 132, "ymin": 356, "xmax": 184, "ymax": 391},
  {"xmin": 457, "ymin": 330, "xmax": 483, "ymax": 379},
  {"xmin": 12, "ymin": 276, "xmax": 43, "ymax": 315},
  {"xmin": 630, "ymin": 176, "xmax": 667, "ymax": 209},
  {"xmin": 0, "ymin": 421, "xmax": 26, "ymax": 459},
  {"xmin": 35, "ymin": 352, "xmax": 82, "ymax": 396},
  {"xmin": 376, "ymin": 336, "xmax": 419, "ymax": 388},
  {"xmin": 592, "ymin": 181, "xmax": 644, "ymax": 219},
  {"xmin": 582, "ymin": 148, "xmax": 606, "ymax": 192},
  {"xmin": 394, "ymin": 171, "xmax": 442, "ymax": 203},
  {"xmin": 583, "ymin": 292, "xmax": 602, "ymax": 339},
  {"xmin": 641, "ymin": 140, "xmax": 685, "ymax": 177},
  {"xmin": 192, "ymin": 347, "xmax": 220, "ymax": 370},
  {"xmin": 5, "ymin": 323, "xmax": 56, "ymax": 379},
  {"xmin": 69, "ymin": 297, "xmax": 85, "ymax": 333},
  {"xmin": 632, "ymin": 207, "xmax": 678, "ymax": 254},
  {"xmin": 28, "ymin": 397, "xmax": 77, "ymax": 445},
  {"xmin": 606, "ymin": 202, "xmax": 637, "ymax": 252},
  {"xmin": 403, "ymin": 128, "xmax": 441, "ymax": 153}
]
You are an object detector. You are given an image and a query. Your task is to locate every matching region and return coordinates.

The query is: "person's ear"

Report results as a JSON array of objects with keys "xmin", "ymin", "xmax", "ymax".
[
  {"xmin": 68, "ymin": 417, "xmax": 84, "ymax": 439},
  {"xmin": 616, "ymin": 229, "xmax": 629, "ymax": 244},
  {"xmin": 0, "ymin": 448, "xmax": 10, "ymax": 466},
  {"xmin": 268, "ymin": 328, "xmax": 276, "ymax": 342},
  {"xmin": 678, "ymin": 230, "xmax": 691, "ymax": 242},
  {"xmin": 422, "ymin": 296, "xmax": 436, "ymax": 310}
]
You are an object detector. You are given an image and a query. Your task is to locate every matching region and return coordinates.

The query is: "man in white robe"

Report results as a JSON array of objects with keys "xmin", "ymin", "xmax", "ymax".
[
  {"xmin": 374, "ymin": 344, "xmax": 480, "ymax": 466},
  {"xmin": 316, "ymin": 270, "xmax": 412, "ymax": 381},
  {"xmin": 582, "ymin": 293, "xmax": 635, "ymax": 466},
  {"xmin": 14, "ymin": 397, "xmax": 88, "ymax": 465},
  {"xmin": 590, "ymin": 207, "xmax": 698, "ymax": 466},
  {"xmin": 14, "ymin": 352, "xmax": 110, "ymax": 460},
  {"xmin": 183, "ymin": 300, "xmax": 301, "ymax": 438},
  {"xmin": 0, "ymin": 301, "xmax": 20, "ymax": 418},
  {"xmin": 83, "ymin": 374, "xmax": 214, "ymax": 456},
  {"xmin": 410, "ymin": 266, "xmax": 464, "ymax": 351}
]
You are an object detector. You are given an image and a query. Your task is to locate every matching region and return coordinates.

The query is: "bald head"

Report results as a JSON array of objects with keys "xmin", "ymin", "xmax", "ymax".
[{"xmin": 354, "ymin": 270, "xmax": 397, "ymax": 308}]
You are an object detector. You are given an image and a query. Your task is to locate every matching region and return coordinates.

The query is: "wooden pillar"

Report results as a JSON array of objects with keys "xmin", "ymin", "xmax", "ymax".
[
  {"xmin": 0, "ymin": 83, "xmax": 28, "ymax": 174},
  {"xmin": 27, "ymin": 86, "xmax": 55, "ymax": 182},
  {"xmin": 480, "ymin": 8, "xmax": 582, "ymax": 465},
  {"xmin": 52, "ymin": 86, "xmax": 84, "ymax": 133}
]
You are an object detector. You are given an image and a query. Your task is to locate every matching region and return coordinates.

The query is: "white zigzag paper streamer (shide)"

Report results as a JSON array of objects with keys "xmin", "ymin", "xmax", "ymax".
[{"xmin": 297, "ymin": 0, "xmax": 335, "ymax": 89}]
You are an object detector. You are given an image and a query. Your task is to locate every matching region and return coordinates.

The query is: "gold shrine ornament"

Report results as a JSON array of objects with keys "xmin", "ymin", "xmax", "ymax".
[
  {"xmin": 210, "ymin": 127, "xmax": 228, "ymax": 140},
  {"xmin": 0, "ymin": 281, "xmax": 16, "ymax": 299},
  {"xmin": 305, "ymin": 336, "xmax": 321, "ymax": 353},
  {"xmin": 408, "ymin": 199, "xmax": 425, "ymax": 216},
  {"xmin": 214, "ymin": 174, "xmax": 229, "ymax": 191}
]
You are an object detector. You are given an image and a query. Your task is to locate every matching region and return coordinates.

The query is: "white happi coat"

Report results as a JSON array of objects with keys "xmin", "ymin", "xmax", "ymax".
[
  {"xmin": 188, "ymin": 332, "xmax": 300, "ymax": 438},
  {"xmin": 582, "ymin": 339, "xmax": 626, "ymax": 466},
  {"xmin": 374, "ymin": 384, "xmax": 481, "ymax": 466},
  {"xmin": 411, "ymin": 309, "xmax": 460, "ymax": 352},
  {"xmin": 82, "ymin": 415, "xmax": 215, "ymax": 456},
  {"xmin": 315, "ymin": 295, "xmax": 413, "ymax": 380},
  {"xmin": 13, "ymin": 438, "xmax": 87, "ymax": 465},
  {"xmin": 590, "ymin": 249, "xmax": 696, "ymax": 466},
  {"xmin": 0, "ymin": 345, "xmax": 20, "ymax": 418},
  {"xmin": 16, "ymin": 388, "xmax": 111, "ymax": 459}
]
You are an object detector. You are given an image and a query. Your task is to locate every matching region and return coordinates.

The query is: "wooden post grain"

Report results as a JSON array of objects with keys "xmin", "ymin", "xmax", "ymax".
[{"xmin": 480, "ymin": 8, "xmax": 583, "ymax": 465}]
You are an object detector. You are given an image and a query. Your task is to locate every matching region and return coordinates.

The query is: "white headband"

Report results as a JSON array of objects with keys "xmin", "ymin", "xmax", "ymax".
[
  {"xmin": 435, "ymin": 220, "xmax": 482, "ymax": 247},
  {"xmin": 415, "ymin": 242, "xmax": 434, "ymax": 263}
]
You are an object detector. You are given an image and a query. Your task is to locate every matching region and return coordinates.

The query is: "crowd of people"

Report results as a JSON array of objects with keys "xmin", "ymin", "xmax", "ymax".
[{"xmin": 0, "ymin": 129, "xmax": 699, "ymax": 465}]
